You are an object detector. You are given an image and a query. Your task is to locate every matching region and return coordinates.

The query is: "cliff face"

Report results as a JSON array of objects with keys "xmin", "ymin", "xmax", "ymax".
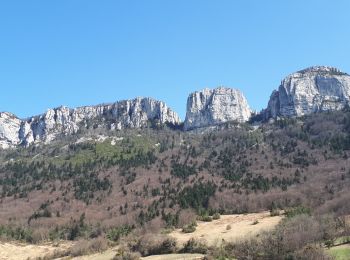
[
  {"xmin": 0, "ymin": 112, "xmax": 22, "ymax": 149},
  {"xmin": 0, "ymin": 98, "xmax": 180, "ymax": 149},
  {"xmin": 184, "ymin": 87, "xmax": 251, "ymax": 130},
  {"xmin": 3, "ymin": 65, "xmax": 350, "ymax": 148},
  {"xmin": 264, "ymin": 66, "xmax": 350, "ymax": 119}
]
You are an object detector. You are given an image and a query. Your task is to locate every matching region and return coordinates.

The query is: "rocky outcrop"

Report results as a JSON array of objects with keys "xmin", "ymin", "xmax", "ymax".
[
  {"xmin": 0, "ymin": 112, "xmax": 22, "ymax": 149},
  {"xmin": 184, "ymin": 87, "xmax": 251, "ymax": 130},
  {"xmin": 264, "ymin": 66, "xmax": 350, "ymax": 119},
  {"xmin": 0, "ymin": 98, "xmax": 180, "ymax": 149}
]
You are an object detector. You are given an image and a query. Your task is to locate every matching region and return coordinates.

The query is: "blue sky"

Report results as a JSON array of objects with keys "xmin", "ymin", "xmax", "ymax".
[{"xmin": 0, "ymin": 1, "xmax": 349, "ymax": 120}]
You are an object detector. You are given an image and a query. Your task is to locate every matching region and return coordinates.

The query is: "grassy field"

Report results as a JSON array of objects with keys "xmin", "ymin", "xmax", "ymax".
[
  {"xmin": 0, "ymin": 241, "xmax": 72, "ymax": 260},
  {"xmin": 328, "ymin": 244, "xmax": 350, "ymax": 260},
  {"xmin": 141, "ymin": 254, "xmax": 204, "ymax": 260},
  {"xmin": 0, "ymin": 212, "xmax": 281, "ymax": 259},
  {"xmin": 169, "ymin": 211, "xmax": 282, "ymax": 246}
]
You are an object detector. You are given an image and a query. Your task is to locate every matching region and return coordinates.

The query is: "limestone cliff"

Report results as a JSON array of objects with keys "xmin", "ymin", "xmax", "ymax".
[
  {"xmin": 0, "ymin": 98, "xmax": 180, "ymax": 148},
  {"xmin": 184, "ymin": 87, "xmax": 251, "ymax": 130},
  {"xmin": 264, "ymin": 66, "xmax": 350, "ymax": 119}
]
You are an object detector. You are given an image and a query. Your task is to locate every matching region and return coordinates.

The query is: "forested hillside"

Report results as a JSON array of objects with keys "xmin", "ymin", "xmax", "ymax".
[{"xmin": 1, "ymin": 110, "xmax": 350, "ymax": 259}]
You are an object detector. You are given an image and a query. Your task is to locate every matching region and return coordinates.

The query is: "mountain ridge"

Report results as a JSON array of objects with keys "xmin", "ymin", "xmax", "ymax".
[
  {"xmin": 0, "ymin": 97, "xmax": 181, "ymax": 148},
  {"xmin": 2, "ymin": 65, "xmax": 350, "ymax": 149}
]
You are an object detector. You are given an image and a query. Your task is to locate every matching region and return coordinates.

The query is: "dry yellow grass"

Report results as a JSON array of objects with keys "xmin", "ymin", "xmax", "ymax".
[
  {"xmin": 0, "ymin": 241, "xmax": 71, "ymax": 260},
  {"xmin": 0, "ymin": 212, "xmax": 282, "ymax": 260},
  {"xmin": 169, "ymin": 211, "xmax": 283, "ymax": 246},
  {"xmin": 141, "ymin": 254, "xmax": 204, "ymax": 260},
  {"xmin": 66, "ymin": 251, "xmax": 203, "ymax": 260},
  {"xmin": 67, "ymin": 248, "xmax": 118, "ymax": 260}
]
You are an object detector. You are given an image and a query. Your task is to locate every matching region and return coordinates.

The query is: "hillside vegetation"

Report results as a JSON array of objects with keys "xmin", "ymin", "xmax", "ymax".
[{"xmin": 1, "ymin": 110, "xmax": 350, "ymax": 259}]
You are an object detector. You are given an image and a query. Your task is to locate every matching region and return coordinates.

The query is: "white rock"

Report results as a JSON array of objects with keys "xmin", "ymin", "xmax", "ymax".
[
  {"xmin": 97, "ymin": 135, "xmax": 108, "ymax": 142},
  {"xmin": 0, "ymin": 112, "xmax": 22, "ymax": 149},
  {"xmin": 184, "ymin": 87, "xmax": 251, "ymax": 130},
  {"xmin": 0, "ymin": 97, "xmax": 181, "ymax": 149},
  {"xmin": 75, "ymin": 137, "xmax": 93, "ymax": 144},
  {"xmin": 264, "ymin": 66, "xmax": 350, "ymax": 119}
]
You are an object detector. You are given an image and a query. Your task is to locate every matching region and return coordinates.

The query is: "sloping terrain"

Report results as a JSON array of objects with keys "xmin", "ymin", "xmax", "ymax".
[
  {"xmin": 328, "ymin": 244, "xmax": 350, "ymax": 260},
  {"xmin": 169, "ymin": 211, "xmax": 282, "ymax": 246},
  {"xmin": 0, "ymin": 110, "xmax": 350, "ymax": 258},
  {"xmin": 0, "ymin": 241, "xmax": 72, "ymax": 260}
]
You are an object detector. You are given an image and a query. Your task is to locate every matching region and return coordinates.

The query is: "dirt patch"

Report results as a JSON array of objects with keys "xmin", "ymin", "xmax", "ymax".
[{"xmin": 169, "ymin": 211, "xmax": 282, "ymax": 246}]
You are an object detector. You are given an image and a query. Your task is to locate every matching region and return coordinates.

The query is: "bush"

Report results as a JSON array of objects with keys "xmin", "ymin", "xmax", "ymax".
[
  {"xmin": 212, "ymin": 213, "xmax": 221, "ymax": 220},
  {"xmin": 129, "ymin": 235, "xmax": 177, "ymax": 257},
  {"xmin": 182, "ymin": 225, "xmax": 196, "ymax": 233},
  {"xmin": 0, "ymin": 225, "xmax": 33, "ymax": 243},
  {"xmin": 197, "ymin": 215, "xmax": 212, "ymax": 222},
  {"xmin": 293, "ymin": 245, "xmax": 333, "ymax": 260},
  {"xmin": 69, "ymin": 237, "xmax": 108, "ymax": 257},
  {"xmin": 182, "ymin": 221, "xmax": 197, "ymax": 233},
  {"xmin": 270, "ymin": 208, "xmax": 280, "ymax": 216},
  {"xmin": 107, "ymin": 225, "xmax": 133, "ymax": 242},
  {"xmin": 113, "ymin": 247, "xmax": 141, "ymax": 260},
  {"xmin": 181, "ymin": 238, "xmax": 208, "ymax": 254},
  {"xmin": 285, "ymin": 206, "xmax": 311, "ymax": 218}
]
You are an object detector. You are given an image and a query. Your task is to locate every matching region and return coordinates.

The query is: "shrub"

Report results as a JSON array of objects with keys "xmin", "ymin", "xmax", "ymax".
[
  {"xmin": 198, "ymin": 215, "xmax": 212, "ymax": 222},
  {"xmin": 107, "ymin": 225, "xmax": 134, "ymax": 242},
  {"xmin": 113, "ymin": 247, "xmax": 141, "ymax": 260},
  {"xmin": 0, "ymin": 225, "xmax": 33, "ymax": 243},
  {"xmin": 270, "ymin": 208, "xmax": 280, "ymax": 216},
  {"xmin": 181, "ymin": 238, "xmax": 208, "ymax": 254},
  {"xmin": 293, "ymin": 245, "xmax": 333, "ymax": 260},
  {"xmin": 69, "ymin": 237, "xmax": 108, "ymax": 257},
  {"xmin": 182, "ymin": 221, "xmax": 197, "ymax": 233},
  {"xmin": 285, "ymin": 206, "xmax": 311, "ymax": 218},
  {"xmin": 182, "ymin": 225, "xmax": 196, "ymax": 233},
  {"xmin": 129, "ymin": 235, "xmax": 177, "ymax": 257},
  {"xmin": 212, "ymin": 213, "xmax": 221, "ymax": 220}
]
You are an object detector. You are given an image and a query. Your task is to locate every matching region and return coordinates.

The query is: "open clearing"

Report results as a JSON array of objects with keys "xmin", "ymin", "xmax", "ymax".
[
  {"xmin": 0, "ymin": 242, "xmax": 71, "ymax": 260},
  {"xmin": 0, "ymin": 212, "xmax": 282, "ymax": 260},
  {"xmin": 0, "ymin": 243, "xmax": 203, "ymax": 260},
  {"xmin": 141, "ymin": 254, "xmax": 204, "ymax": 260},
  {"xmin": 327, "ymin": 244, "xmax": 350, "ymax": 260},
  {"xmin": 169, "ymin": 211, "xmax": 283, "ymax": 246},
  {"xmin": 70, "ymin": 251, "xmax": 203, "ymax": 260}
]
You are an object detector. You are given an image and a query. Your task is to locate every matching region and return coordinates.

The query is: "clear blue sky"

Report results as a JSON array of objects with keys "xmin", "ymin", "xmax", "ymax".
[{"xmin": 1, "ymin": 1, "xmax": 350, "ymax": 120}]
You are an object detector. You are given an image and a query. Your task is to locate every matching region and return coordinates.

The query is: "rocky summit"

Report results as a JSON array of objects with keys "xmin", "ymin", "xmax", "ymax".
[
  {"xmin": 184, "ymin": 87, "xmax": 251, "ymax": 130},
  {"xmin": 2, "ymin": 65, "xmax": 350, "ymax": 149},
  {"xmin": 0, "ymin": 97, "xmax": 180, "ymax": 149},
  {"xmin": 264, "ymin": 66, "xmax": 350, "ymax": 119}
]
